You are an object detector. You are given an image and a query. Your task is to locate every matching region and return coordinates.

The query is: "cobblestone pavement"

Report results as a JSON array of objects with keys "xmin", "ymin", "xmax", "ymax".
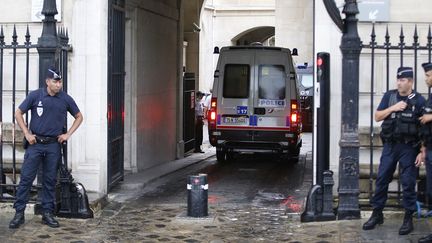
[
  {"xmin": 1, "ymin": 132, "xmax": 431, "ymax": 242},
  {"xmin": 1, "ymin": 199, "xmax": 432, "ymax": 242}
]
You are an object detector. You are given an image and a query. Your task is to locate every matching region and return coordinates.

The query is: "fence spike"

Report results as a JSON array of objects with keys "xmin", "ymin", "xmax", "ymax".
[
  {"xmin": 399, "ymin": 25, "xmax": 405, "ymax": 48},
  {"xmin": 25, "ymin": 25, "xmax": 31, "ymax": 45},
  {"xmin": 384, "ymin": 25, "xmax": 390, "ymax": 47},
  {"xmin": 370, "ymin": 23, "xmax": 376, "ymax": 48},
  {"xmin": 0, "ymin": 26, "xmax": 4, "ymax": 45},
  {"xmin": 12, "ymin": 25, "xmax": 17, "ymax": 46},
  {"xmin": 428, "ymin": 25, "xmax": 432, "ymax": 45}
]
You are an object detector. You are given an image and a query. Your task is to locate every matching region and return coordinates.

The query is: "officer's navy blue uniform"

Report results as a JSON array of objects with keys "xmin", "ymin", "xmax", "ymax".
[
  {"xmin": 372, "ymin": 90, "xmax": 425, "ymax": 212},
  {"xmin": 14, "ymin": 87, "xmax": 80, "ymax": 213},
  {"xmin": 420, "ymin": 94, "xmax": 432, "ymax": 206}
]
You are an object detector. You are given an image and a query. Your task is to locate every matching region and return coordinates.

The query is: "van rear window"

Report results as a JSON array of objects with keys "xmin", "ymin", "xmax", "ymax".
[
  {"xmin": 258, "ymin": 65, "xmax": 286, "ymax": 100},
  {"xmin": 223, "ymin": 64, "xmax": 250, "ymax": 98}
]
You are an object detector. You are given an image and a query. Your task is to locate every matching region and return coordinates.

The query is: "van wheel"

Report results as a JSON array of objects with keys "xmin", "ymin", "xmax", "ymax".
[
  {"xmin": 289, "ymin": 147, "xmax": 301, "ymax": 163},
  {"xmin": 216, "ymin": 149, "xmax": 226, "ymax": 162},
  {"xmin": 226, "ymin": 151, "xmax": 234, "ymax": 161}
]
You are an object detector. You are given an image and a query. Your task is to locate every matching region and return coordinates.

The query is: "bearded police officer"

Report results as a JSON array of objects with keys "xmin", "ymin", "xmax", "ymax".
[
  {"xmin": 9, "ymin": 67, "xmax": 83, "ymax": 229},
  {"xmin": 363, "ymin": 67, "xmax": 425, "ymax": 235},
  {"xmin": 416, "ymin": 62, "xmax": 432, "ymax": 243}
]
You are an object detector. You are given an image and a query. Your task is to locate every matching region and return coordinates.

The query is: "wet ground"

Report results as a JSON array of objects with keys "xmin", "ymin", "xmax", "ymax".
[{"xmin": 1, "ymin": 133, "xmax": 432, "ymax": 242}]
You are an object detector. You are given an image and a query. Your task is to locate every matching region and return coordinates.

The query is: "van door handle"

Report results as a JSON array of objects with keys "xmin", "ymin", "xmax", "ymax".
[{"xmin": 254, "ymin": 108, "xmax": 265, "ymax": 115}]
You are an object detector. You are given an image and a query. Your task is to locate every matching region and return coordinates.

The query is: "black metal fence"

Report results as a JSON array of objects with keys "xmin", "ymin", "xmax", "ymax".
[
  {"xmin": 0, "ymin": 25, "xmax": 70, "ymax": 202},
  {"xmin": 361, "ymin": 24, "xmax": 432, "ymax": 207}
]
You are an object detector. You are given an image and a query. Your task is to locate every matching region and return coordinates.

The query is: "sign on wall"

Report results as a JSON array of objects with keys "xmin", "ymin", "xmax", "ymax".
[
  {"xmin": 32, "ymin": 0, "xmax": 62, "ymax": 22},
  {"xmin": 357, "ymin": 0, "xmax": 389, "ymax": 22}
]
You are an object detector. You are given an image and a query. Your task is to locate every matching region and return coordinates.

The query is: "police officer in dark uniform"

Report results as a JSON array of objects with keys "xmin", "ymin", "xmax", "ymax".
[
  {"xmin": 416, "ymin": 62, "xmax": 432, "ymax": 243},
  {"xmin": 363, "ymin": 67, "xmax": 425, "ymax": 235},
  {"xmin": 9, "ymin": 67, "xmax": 83, "ymax": 229}
]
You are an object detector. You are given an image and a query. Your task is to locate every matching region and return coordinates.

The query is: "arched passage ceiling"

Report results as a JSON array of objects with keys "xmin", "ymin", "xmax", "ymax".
[{"xmin": 232, "ymin": 26, "xmax": 275, "ymax": 45}]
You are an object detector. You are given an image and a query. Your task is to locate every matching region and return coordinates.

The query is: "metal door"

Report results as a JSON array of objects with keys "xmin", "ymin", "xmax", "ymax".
[
  {"xmin": 253, "ymin": 50, "xmax": 291, "ymax": 129},
  {"xmin": 107, "ymin": 0, "xmax": 125, "ymax": 190},
  {"xmin": 183, "ymin": 73, "xmax": 196, "ymax": 153},
  {"xmin": 217, "ymin": 50, "xmax": 254, "ymax": 142}
]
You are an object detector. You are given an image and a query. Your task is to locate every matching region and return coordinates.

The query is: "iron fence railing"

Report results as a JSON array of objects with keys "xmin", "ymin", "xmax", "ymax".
[
  {"xmin": 361, "ymin": 24, "xmax": 432, "ymax": 208},
  {"xmin": 0, "ymin": 24, "xmax": 71, "ymax": 202}
]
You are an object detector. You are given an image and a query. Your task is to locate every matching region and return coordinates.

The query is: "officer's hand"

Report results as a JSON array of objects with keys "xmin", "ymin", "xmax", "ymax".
[
  {"xmin": 25, "ymin": 133, "xmax": 36, "ymax": 145},
  {"xmin": 392, "ymin": 101, "xmax": 407, "ymax": 112},
  {"xmin": 57, "ymin": 133, "xmax": 70, "ymax": 143},
  {"xmin": 415, "ymin": 152, "xmax": 425, "ymax": 167},
  {"xmin": 419, "ymin": 114, "xmax": 432, "ymax": 124}
]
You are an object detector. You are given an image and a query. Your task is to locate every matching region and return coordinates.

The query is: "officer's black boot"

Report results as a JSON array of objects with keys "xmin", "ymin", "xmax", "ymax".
[
  {"xmin": 362, "ymin": 208, "xmax": 383, "ymax": 230},
  {"xmin": 9, "ymin": 210, "xmax": 25, "ymax": 229},
  {"xmin": 418, "ymin": 234, "xmax": 432, "ymax": 243},
  {"xmin": 398, "ymin": 210, "xmax": 414, "ymax": 235},
  {"xmin": 42, "ymin": 212, "xmax": 59, "ymax": 228}
]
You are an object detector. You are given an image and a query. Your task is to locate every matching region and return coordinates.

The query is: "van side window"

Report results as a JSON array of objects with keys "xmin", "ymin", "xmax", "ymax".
[
  {"xmin": 258, "ymin": 65, "xmax": 286, "ymax": 100},
  {"xmin": 223, "ymin": 64, "xmax": 250, "ymax": 98}
]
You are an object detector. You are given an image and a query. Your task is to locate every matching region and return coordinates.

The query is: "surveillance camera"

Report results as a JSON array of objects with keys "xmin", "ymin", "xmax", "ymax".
[{"xmin": 193, "ymin": 22, "xmax": 201, "ymax": 32}]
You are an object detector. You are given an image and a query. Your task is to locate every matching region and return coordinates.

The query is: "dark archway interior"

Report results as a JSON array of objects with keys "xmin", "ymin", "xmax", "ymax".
[{"xmin": 233, "ymin": 26, "xmax": 275, "ymax": 45}]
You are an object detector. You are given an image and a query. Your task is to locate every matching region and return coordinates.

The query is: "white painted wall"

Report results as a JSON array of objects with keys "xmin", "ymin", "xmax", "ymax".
[
  {"xmin": 275, "ymin": 0, "xmax": 313, "ymax": 65},
  {"xmin": 131, "ymin": 2, "xmax": 179, "ymax": 171},
  {"xmin": 199, "ymin": 0, "xmax": 275, "ymax": 93},
  {"xmin": 65, "ymin": 0, "xmax": 109, "ymax": 193}
]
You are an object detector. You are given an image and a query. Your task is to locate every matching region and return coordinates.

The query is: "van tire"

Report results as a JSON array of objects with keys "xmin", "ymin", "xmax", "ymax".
[
  {"xmin": 216, "ymin": 149, "xmax": 226, "ymax": 162},
  {"xmin": 289, "ymin": 147, "xmax": 301, "ymax": 163}
]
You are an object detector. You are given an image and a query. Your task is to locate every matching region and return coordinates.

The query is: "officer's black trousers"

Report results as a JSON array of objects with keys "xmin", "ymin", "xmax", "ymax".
[
  {"xmin": 14, "ymin": 142, "xmax": 61, "ymax": 213},
  {"xmin": 195, "ymin": 116, "xmax": 204, "ymax": 150},
  {"xmin": 371, "ymin": 143, "xmax": 417, "ymax": 211},
  {"xmin": 425, "ymin": 144, "xmax": 432, "ymax": 205}
]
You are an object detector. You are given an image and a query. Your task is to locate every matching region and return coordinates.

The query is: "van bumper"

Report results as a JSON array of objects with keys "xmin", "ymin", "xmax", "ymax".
[{"xmin": 208, "ymin": 129, "xmax": 301, "ymax": 153}]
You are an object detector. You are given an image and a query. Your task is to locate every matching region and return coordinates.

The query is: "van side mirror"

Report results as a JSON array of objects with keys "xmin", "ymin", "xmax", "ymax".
[{"xmin": 213, "ymin": 46, "xmax": 220, "ymax": 54}]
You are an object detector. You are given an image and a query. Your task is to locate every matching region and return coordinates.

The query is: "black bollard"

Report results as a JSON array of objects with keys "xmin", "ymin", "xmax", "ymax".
[
  {"xmin": 320, "ymin": 170, "xmax": 336, "ymax": 220},
  {"xmin": 187, "ymin": 174, "xmax": 208, "ymax": 217}
]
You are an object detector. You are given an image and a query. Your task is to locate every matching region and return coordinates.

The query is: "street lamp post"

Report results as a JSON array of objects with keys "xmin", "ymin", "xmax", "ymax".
[
  {"xmin": 35, "ymin": 0, "xmax": 59, "ymax": 215},
  {"xmin": 37, "ymin": 0, "xmax": 59, "ymax": 87},
  {"xmin": 323, "ymin": 0, "xmax": 362, "ymax": 220},
  {"xmin": 337, "ymin": 0, "xmax": 362, "ymax": 220}
]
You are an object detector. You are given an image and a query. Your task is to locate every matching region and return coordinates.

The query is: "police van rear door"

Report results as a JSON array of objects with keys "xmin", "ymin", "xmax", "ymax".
[
  {"xmin": 253, "ymin": 48, "xmax": 292, "ymax": 133},
  {"xmin": 217, "ymin": 49, "xmax": 254, "ymax": 139}
]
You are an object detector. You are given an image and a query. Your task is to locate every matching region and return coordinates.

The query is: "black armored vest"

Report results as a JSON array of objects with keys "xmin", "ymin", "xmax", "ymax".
[
  {"xmin": 380, "ymin": 91, "xmax": 421, "ymax": 143},
  {"xmin": 420, "ymin": 97, "xmax": 432, "ymax": 145}
]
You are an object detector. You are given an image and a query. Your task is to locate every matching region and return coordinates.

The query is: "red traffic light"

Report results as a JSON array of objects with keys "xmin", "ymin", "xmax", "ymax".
[{"xmin": 317, "ymin": 57, "xmax": 323, "ymax": 67}]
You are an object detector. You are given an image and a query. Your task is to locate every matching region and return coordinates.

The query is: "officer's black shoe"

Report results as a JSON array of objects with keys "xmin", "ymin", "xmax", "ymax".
[
  {"xmin": 418, "ymin": 234, "xmax": 432, "ymax": 243},
  {"xmin": 9, "ymin": 211, "xmax": 25, "ymax": 229},
  {"xmin": 42, "ymin": 212, "xmax": 59, "ymax": 228},
  {"xmin": 398, "ymin": 210, "xmax": 414, "ymax": 235},
  {"xmin": 362, "ymin": 208, "xmax": 383, "ymax": 230}
]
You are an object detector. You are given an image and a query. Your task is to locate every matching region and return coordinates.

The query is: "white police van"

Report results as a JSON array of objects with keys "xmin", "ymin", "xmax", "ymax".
[{"xmin": 207, "ymin": 45, "xmax": 302, "ymax": 162}]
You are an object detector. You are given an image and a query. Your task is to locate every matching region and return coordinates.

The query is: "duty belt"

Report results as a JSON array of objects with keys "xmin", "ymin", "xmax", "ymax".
[{"xmin": 35, "ymin": 135, "xmax": 58, "ymax": 144}]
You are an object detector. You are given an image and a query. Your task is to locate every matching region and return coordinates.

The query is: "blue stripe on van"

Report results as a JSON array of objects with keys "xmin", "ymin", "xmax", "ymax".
[
  {"xmin": 217, "ymin": 114, "xmax": 221, "ymax": 125},
  {"xmin": 286, "ymin": 116, "xmax": 290, "ymax": 126},
  {"xmin": 249, "ymin": 115, "xmax": 257, "ymax": 126}
]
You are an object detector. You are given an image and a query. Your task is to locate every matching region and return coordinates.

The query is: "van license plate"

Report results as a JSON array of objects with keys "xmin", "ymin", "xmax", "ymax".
[{"xmin": 224, "ymin": 117, "xmax": 246, "ymax": 124}]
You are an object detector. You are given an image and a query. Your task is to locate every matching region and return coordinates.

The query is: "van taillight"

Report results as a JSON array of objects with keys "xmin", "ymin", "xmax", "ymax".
[
  {"xmin": 208, "ymin": 97, "xmax": 217, "ymax": 123},
  {"xmin": 290, "ymin": 99, "xmax": 299, "ymax": 126},
  {"xmin": 210, "ymin": 111, "xmax": 216, "ymax": 121},
  {"xmin": 291, "ymin": 113, "xmax": 298, "ymax": 123}
]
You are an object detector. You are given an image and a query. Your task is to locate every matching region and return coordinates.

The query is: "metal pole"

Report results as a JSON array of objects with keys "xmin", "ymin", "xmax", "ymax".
[
  {"xmin": 37, "ymin": 0, "xmax": 59, "ymax": 87},
  {"xmin": 337, "ymin": 0, "xmax": 362, "ymax": 220},
  {"xmin": 35, "ymin": 0, "xmax": 59, "ymax": 214}
]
